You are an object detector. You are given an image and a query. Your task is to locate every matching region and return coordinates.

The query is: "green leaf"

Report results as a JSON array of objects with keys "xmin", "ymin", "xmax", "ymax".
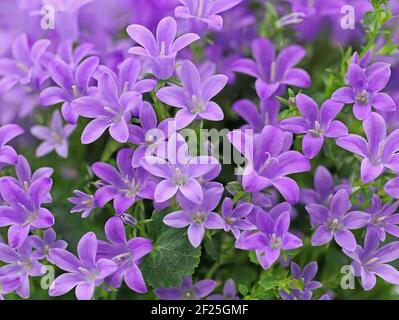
[
  {"xmin": 259, "ymin": 274, "xmax": 279, "ymax": 291},
  {"xmin": 204, "ymin": 232, "xmax": 222, "ymax": 262},
  {"xmin": 238, "ymin": 284, "xmax": 249, "ymax": 296},
  {"xmin": 141, "ymin": 210, "xmax": 201, "ymax": 288}
]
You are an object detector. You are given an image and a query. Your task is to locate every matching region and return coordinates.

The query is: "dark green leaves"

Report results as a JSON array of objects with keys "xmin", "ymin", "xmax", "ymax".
[{"xmin": 140, "ymin": 210, "xmax": 201, "ymax": 288}]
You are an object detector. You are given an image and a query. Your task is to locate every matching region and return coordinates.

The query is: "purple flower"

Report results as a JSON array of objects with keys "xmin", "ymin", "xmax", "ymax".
[
  {"xmin": 385, "ymin": 177, "xmax": 399, "ymax": 199},
  {"xmin": 11, "ymin": 155, "xmax": 53, "ymax": 198},
  {"xmin": 232, "ymin": 98, "xmax": 280, "ymax": 133},
  {"xmin": 30, "ymin": 110, "xmax": 76, "ymax": 158},
  {"xmin": 128, "ymin": 101, "xmax": 175, "ymax": 167},
  {"xmin": 92, "ymin": 148, "xmax": 156, "ymax": 215},
  {"xmin": 163, "ymin": 186, "xmax": 224, "ymax": 247},
  {"xmin": 337, "ymin": 112, "xmax": 399, "ymax": 183},
  {"xmin": 157, "ymin": 60, "xmax": 227, "ymax": 129},
  {"xmin": 175, "ymin": 0, "xmax": 242, "ymax": 34},
  {"xmin": 72, "ymin": 72, "xmax": 142, "ymax": 144},
  {"xmin": 49, "ymin": 232, "xmax": 117, "ymax": 300},
  {"xmin": 0, "ymin": 33, "xmax": 50, "ymax": 89},
  {"xmin": 0, "ymin": 123, "xmax": 24, "ymax": 169},
  {"xmin": 306, "ymin": 189, "xmax": 370, "ymax": 251},
  {"xmin": 68, "ymin": 190, "xmax": 96, "ymax": 218},
  {"xmin": 207, "ymin": 278, "xmax": 239, "ymax": 300},
  {"xmin": 232, "ymin": 37, "xmax": 311, "ymax": 99},
  {"xmin": 0, "ymin": 276, "xmax": 20, "ymax": 300},
  {"xmin": 0, "ymin": 177, "xmax": 54, "ymax": 248},
  {"xmin": 141, "ymin": 133, "xmax": 220, "ymax": 204},
  {"xmin": 0, "ymin": 239, "xmax": 46, "ymax": 299},
  {"xmin": 228, "ymin": 126, "xmax": 311, "ymax": 203},
  {"xmin": 279, "ymin": 261, "xmax": 322, "ymax": 300},
  {"xmin": 366, "ymin": 195, "xmax": 399, "ymax": 241},
  {"xmin": 280, "ymin": 95, "xmax": 347, "ymax": 159},
  {"xmin": 155, "ymin": 276, "xmax": 216, "ymax": 300},
  {"xmin": 127, "ymin": 17, "xmax": 199, "ymax": 80},
  {"xmin": 343, "ymin": 228, "xmax": 399, "ymax": 291},
  {"xmin": 332, "ymin": 63, "xmax": 396, "ymax": 120},
  {"xmin": 30, "ymin": 228, "xmax": 68, "ymax": 261},
  {"xmin": 40, "ymin": 56, "xmax": 99, "ymax": 124},
  {"xmin": 97, "ymin": 217, "xmax": 152, "ymax": 293},
  {"xmin": 300, "ymin": 166, "xmax": 352, "ymax": 208},
  {"xmin": 221, "ymin": 198, "xmax": 255, "ymax": 239},
  {"xmin": 239, "ymin": 210, "xmax": 302, "ymax": 270}
]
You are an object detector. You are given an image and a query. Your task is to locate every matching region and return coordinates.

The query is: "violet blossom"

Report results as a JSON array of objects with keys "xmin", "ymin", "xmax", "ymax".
[
  {"xmin": 0, "ymin": 176, "xmax": 54, "ymax": 248},
  {"xmin": 239, "ymin": 210, "xmax": 302, "ymax": 270},
  {"xmin": 155, "ymin": 276, "xmax": 216, "ymax": 300},
  {"xmin": 156, "ymin": 60, "xmax": 227, "ymax": 129},
  {"xmin": 30, "ymin": 228, "xmax": 68, "ymax": 261},
  {"xmin": 207, "ymin": 278, "xmax": 239, "ymax": 300},
  {"xmin": 332, "ymin": 63, "xmax": 396, "ymax": 120},
  {"xmin": 232, "ymin": 37, "xmax": 311, "ymax": 99},
  {"xmin": 221, "ymin": 198, "xmax": 255, "ymax": 239},
  {"xmin": 305, "ymin": 189, "xmax": 370, "ymax": 251},
  {"xmin": 30, "ymin": 110, "xmax": 76, "ymax": 158},
  {"xmin": 127, "ymin": 17, "xmax": 200, "ymax": 80},
  {"xmin": 0, "ymin": 123, "xmax": 24, "ymax": 169},
  {"xmin": 366, "ymin": 195, "xmax": 399, "ymax": 241},
  {"xmin": 40, "ymin": 55, "xmax": 99, "ymax": 124},
  {"xmin": 97, "ymin": 217, "xmax": 152, "ymax": 293},
  {"xmin": 49, "ymin": 232, "xmax": 117, "ymax": 300},
  {"xmin": 228, "ymin": 125, "xmax": 311, "ymax": 203},
  {"xmin": 0, "ymin": 239, "xmax": 46, "ymax": 298},
  {"xmin": 140, "ymin": 133, "xmax": 220, "ymax": 204},
  {"xmin": 337, "ymin": 112, "xmax": 399, "ymax": 184},
  {"xmin": 92, "ymin": 148, "xmax": 156, "ymax": 215},
  {"xmin": 280, "ymin": 94, "xmax": 347, "ymax": 159},
  {"xmin": 68, "ymin": 190, "xmax": 96, "ymax": 218},
  {"xmin": 163, "ymin": 185, "xmax": 225, "ymax": 247},
  {"xmin": 343, "ymin": 228, "xmax": 399, "ymax": 291},
  {"xmin": 72, "ymin": 72, "xmax": 142, "ymax": 144}
]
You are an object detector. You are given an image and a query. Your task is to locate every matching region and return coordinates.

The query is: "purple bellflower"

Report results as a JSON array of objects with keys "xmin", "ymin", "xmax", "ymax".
[
  {"xmin": 30, "ymin": 110, "xmax": 76, "ymax": 158},
  {"xmin": 68, "ymin": 190, "xmax": 96, "ymax": 218},
  {"xmin": 221, "ymin": 198, "xmax": 255, "ymax": 239},
  {"xmin": 97, "ymin": 217, "xmax": 152, "ymax": 293},
  {"xmin": 127, "ymin": 17, "xmax": 200, "ymax": 80},
  {"xmin": 0, "ymin": 177, "xmax": 54, "ymax": 248},
  {"xmin": 40, "ymin": 56, "xmax": 99, "ymax": 124},
  {"xmin": 280, "ymin": 94, "xmax": 347, "ymax": 159},
  {"xmin": 92, "ymin": 148, "xmax": 156, "ymax": 215},
  {"xmin": 239, "ymin": 210, "xmax": 302, "ymax": 270},
  {"xmin": 279, "ymin": 261, "xmax": 322, "ymax": 300},
  {"xmin": 163, "ymin": 186, "xmax": 225, "ymax": 247},
  {"xmin": 228, "ymin": 125, "xmax": 311, "ymax": 203},
  {"xmin": 128, "ymin": 101, "xmax": 175, "ymax": 167},
  {"xmin": 332, "ymin": 63, "xmax": 396, "ymax": 120},
  {"xmin": 140, "ymin": 133, "xmax": 220, "ymax": 204},
  {"xmin": 0, "ymin": 33, "xmax": 50, "ymax": 90},
  {"xmin": 49, "ymin": 232, "xmax": 117, "ymax": 300},
  {"xmin": 10, "ymin": 155, "xmax": 53, "ymax": 200},
  {"xmin": 155, "ymin": 276, "xmax": 216, "ymax": 300},
  {"xmin": 0, "ymin": 239, "xmax": 46, "ymax": 299},
  {"xmin": 300, "ymin": 165, "xmax": 352, "ymax": 208},
  {"xmin": 0, "ymin": 276, "xmax": 20, "ymax": 300},
  {"xmin": 0, "ymin": 123, "xmax": 24, "ymax": 169},
  {"xmin": 337, "ymin": 112, "xmax": 399, "ymax": 184},
  {"xmin": 72, "ymin": 72, "xmax": 142, "ymax": 144},
  {"xmin": 305, "ymin": 189, "xmax": 370, "ymax": 251},
  {"xmin": 30, "ymin": 228, "xmax": 68, "ymax": 261},
  {"xmin": 232, "ymin": 37, "xmax": 311, "ymax": 99},
  {"xmin": 232, "ymin": 98, "xmax": 280, "ymax": 133},
  {"xmin": 207, "ymin": 278, "xmax": 239, "ymax": 300},
  {"xmin": 175, "ymin": 0, "xmax": 242, "ymax": 34},
  {"xmin": 156, "ymin": 60, "xmax": 227, "ymax": 129},
  {"xmin": 343, "ymin": 229, "xmax": 399, "ymax": 291},
  {"xmin": 366, "ymin": 195, "xmax": 399, "ymax": 241}
]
